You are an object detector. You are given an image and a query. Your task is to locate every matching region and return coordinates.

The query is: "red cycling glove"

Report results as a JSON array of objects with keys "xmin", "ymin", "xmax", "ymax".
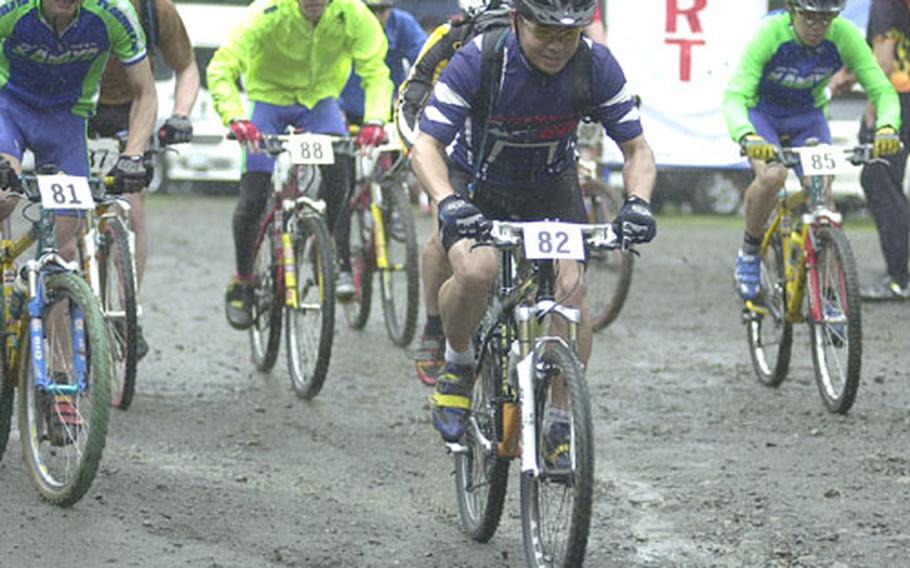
[
  {"xmin": 355, "ymin": 122, "xmax": 386, "ymax": 147},
  {"xmin": 229, "ymin": 119, "xmax": 262, "ymax": 150}
]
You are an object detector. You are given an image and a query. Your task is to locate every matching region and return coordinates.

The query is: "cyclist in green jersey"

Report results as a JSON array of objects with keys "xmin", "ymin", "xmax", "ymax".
[
  {"xmin": 0, "ymin": 0, "xmax": 157, "ymax": 203},
  {"xmin": 724, "ymin": 0, "xmax": 901, "ymax": 301},
  {"xmin": 207, "ymin": 0, "xmax": 393, "ymax": 330}
]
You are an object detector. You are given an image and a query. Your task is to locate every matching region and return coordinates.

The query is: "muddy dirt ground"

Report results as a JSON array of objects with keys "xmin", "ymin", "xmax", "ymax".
[{"xmin": 1, "ymin": 195, "xmax": 908, "ymax": 568}]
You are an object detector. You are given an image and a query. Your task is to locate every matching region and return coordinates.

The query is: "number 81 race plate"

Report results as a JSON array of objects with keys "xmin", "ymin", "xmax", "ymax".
[
  {"xmin": 37, "ymin": 175, "xmax": 94, "ymax": 210},
  {"xmin": 286, "ymin": 134, "xmax": 335, "ymax": 165},
  {"xmin": 522, "ymin": 222, "xmax": 585, "ymax": 260}
]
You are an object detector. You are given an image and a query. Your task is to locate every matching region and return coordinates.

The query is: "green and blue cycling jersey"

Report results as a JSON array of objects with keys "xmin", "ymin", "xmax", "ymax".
[
  {"xmin": 724, "ymin": 11, "xmax": 900, "ymax": 142},
  {"xmin": 0, "ymin": 0, "xmax": 146, "ymax": 117}
]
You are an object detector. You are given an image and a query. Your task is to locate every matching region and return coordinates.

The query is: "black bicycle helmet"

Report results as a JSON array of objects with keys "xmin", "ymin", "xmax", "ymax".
[
  {"xmin": 515, "ymin": 0, "xmax": 595, "ymax": 27},
  {"xmin": 785, "ymin": 0, "xmax": 846, "ymax": 12}
]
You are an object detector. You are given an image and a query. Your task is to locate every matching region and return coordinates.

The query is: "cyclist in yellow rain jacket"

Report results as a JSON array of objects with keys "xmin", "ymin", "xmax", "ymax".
[{"xmin": 207, "ymin": 0, "xmax": 393, "ymax": 329}]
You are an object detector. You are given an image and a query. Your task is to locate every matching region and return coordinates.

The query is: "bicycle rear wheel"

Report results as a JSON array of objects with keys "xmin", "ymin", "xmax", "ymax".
[
  {"xmin": 808, "ymin": 226, "xmax": 862, "ymax": 414},
  {"xmin": 286, "ymin": 214, "xmax": 335, "ymax": 399},
  {"xmin": 378, "ymin": 183, "xmax": 419, "ymax": 347},
  {"xmin": 520, "ymin": 342, "xmax": 593, "ymax": 567},
  {"xmin": 747, "ymin": 233, "xmax": 793, "ymax": 387},
  {"xmin": 250, "ymin": 217, "xmax": 282, "ymax": 372},
  {"xmin": 342, "ymin": 195, "xmax": 373, "ymax": 330},
  {"xmin": 97, "ymin": 218, "xmax": 138, "ymax": 410},
  {"xmin": 19, "ymin": 272, "xmax": 112, "ymax": 506},
  {"xmin": 454, "ymin": 336, "xmax": 510, "ymax": 542},
  {"xmin": 582, "ymin": 179, "xmax": 633, "ymax": 331},
  {"xmin": 0, "ymin": 361, "xmax": 12, "ymax": 462}
]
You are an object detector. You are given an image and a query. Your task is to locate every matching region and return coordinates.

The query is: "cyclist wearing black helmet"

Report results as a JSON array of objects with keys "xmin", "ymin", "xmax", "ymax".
[
  {"xmin": 724, "ymin": 0, "xmax": 902, "ymax": 302},
  {"xmin": 411, "ymin": 0, "xmax": 657, "ymax": 444}
]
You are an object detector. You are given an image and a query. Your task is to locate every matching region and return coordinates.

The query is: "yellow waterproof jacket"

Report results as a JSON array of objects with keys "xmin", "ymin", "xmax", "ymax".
[{"xmin": 208, "ymin": 0, "xmax": 393, "ymax": 124}]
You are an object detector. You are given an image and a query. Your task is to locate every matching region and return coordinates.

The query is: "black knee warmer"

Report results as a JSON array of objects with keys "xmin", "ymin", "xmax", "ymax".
[{"xmin": 232, "ymin": 172, "xmax": 271, "ymax": 275}]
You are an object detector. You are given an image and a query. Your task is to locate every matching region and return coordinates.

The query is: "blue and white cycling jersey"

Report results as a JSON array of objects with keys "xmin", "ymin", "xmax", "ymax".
[
  {"xmin": 419, "ymin": 32, "xmax": 642, "ymax": 186},
  {"xmin": 0, "ymin": 0, "xmax": 146, "ymax": 117}
]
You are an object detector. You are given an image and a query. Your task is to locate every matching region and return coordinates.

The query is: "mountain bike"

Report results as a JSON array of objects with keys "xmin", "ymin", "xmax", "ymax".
[
  {"xmin": 446, "ymin": 220, "xmax": 622, "ymax": 567},
  {"xmin": 79, "ymin": 137, "xmax": 141, "ymax": 409},
  {"xmin": 232, "ymin": 132, "xmax": 342, "ymax": 400},
  {"xmin": 577, "ymin": 122, "xmax": 634, "ymax": 331},
  {"xmin": 342, "ymin": 142, "xmax": 419, "ymax": 347},
  {"xmin": 0, "ymin": 168, "xmax": 113, "ymax": 506},
  {"xmin": 744, "ymin": 142, "xmax": 873, "ymax": 414}
]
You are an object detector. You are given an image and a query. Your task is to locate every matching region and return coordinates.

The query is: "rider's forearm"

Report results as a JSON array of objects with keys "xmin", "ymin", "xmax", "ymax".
[
  {"xmin": 620, "ymin": 136, "xmax": 656, "ymax": 203},
  {"xmin": 124, "ymin": 61, "xmax": 157, "ymax": 156},
  {"xmin": 411, "ymin": 134, "xmax": 456, "ymax": 204},
  {"xmin": 172, "ymin": 60, "xmax": 201, "ymax": 117}
]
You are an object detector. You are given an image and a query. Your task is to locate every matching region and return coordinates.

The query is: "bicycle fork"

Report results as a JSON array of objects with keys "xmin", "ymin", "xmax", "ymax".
[{"xmin": 25, "ymin": 263, "xmax": 87, "ymax": 396}]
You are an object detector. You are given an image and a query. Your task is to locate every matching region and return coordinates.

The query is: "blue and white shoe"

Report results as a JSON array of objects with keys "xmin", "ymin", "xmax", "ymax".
[{"xmin": 734, "ymin": 250, "xmax": 761, "ymax": 301}]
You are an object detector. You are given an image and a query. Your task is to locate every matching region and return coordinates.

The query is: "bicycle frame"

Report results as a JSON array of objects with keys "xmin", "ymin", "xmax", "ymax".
[
  {"xmin": 254, "ymin": 166, "xmax": 328, "ymax": 313},
  {"xmin": 1, "ymin": 203, "xmax": 88, "ymax": 397},
  {"xmin": 748, "ymin": 149, "xmax": 847, "ymax": 324},
  {"xmin": 454, "ymin": 222, "xmax": 614, "ymax": 478}
]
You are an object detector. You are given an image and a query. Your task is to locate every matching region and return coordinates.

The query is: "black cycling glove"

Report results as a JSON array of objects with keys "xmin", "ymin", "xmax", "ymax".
[
  {"xmin": 158, "ymin": 114, "xmax": 194, "ymax": 146},
  {"xmin": 108, "ymin": 155, "xmax": 147, "ymax": 194},
  {"xmin": 437, "ymin": 194, "xmax": 488, "ymax": 252},
  {"xmin": 615, "ymin": 195, "xmax": 657, "ymax": 245}
]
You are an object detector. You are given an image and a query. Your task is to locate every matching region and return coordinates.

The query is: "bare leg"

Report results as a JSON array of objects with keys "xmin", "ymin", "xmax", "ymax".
[
  {"xmin": 125, "ymin": 189, "xmax": 148, "ymax": 286},
  {"xmin": 744, "ymin": 160, "xmax": 788, "ymax": 239},
  {"xmin": 438, "ymin": 239, "xmax": 498, "ymax": 352}
]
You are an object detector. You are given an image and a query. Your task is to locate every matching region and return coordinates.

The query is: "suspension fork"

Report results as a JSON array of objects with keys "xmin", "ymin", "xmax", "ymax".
[{"xmin": 369, "ymin": 182, "xmax": 389, "ymax": 271}]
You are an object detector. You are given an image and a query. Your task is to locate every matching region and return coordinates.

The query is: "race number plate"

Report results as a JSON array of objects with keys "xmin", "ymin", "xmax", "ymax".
[
  {"xmin": 286, "ymin": 134, "xmax": 335, "ymax": 165},
  {"xmin": 797, "ymin": 145, "xmax": 848, "ymax": 175},
  {"xmin": 37, "ymin": 175, "xmax": 94, "ymax": 210},
  {"xmin": 522, "ymin": 222, "xmax": 585, "ymax": 261}
]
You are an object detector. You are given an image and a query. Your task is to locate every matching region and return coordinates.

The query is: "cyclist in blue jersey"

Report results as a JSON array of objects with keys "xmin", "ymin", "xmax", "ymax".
[
  {"xmin": 339, "ymin": 0, "xmax": 425, "ymax": 126},
  {"xmin": 724, "ymin": 0, "xmax": 901, "ymax": 301},
  {"xmin": 0, "ymin": 0, "xmax": 157, "ymax": 207},
  {"xmin": 336, "ymin": 0, "xmax": 426, "ymax": 298},
  {"xmin": 411, "ymin": 0, "xmax": 657, "ymax": 444}
]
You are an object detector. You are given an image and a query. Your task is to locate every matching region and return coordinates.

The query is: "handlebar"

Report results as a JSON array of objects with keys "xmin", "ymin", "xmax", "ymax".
[
  {"xmin": 773, "ymin": 143, "xmax": 878, "ymax": 169},
  {"xmin": 476, "ymin": 220, "xmax": 623, "ymax": 252},
  {"xmin": 14, "ymin": 174, "xmax": 125, "ymax": 203},
  {"xmin": 226, "ymin": 131, "xmax": 357, "ymax": 156}
]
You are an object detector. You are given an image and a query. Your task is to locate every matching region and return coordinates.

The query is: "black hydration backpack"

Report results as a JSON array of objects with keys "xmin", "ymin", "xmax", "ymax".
[
  {"xmin": 138, "ymin": 0, "xmax": 160, "ymax": 56},
  {"xmin": 395, "ymin": 1, "xmax": 595, "ymax": 149}
]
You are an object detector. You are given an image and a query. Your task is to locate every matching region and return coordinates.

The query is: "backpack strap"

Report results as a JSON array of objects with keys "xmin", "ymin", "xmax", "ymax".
[
  {"xmin": 140, "ymin": 0, "xmax": 159, "ymax": 56},
  {"xmin": 470, "ymin": 27, "xmax": 510, "ymax": 194},
  {"xmin": 570, "ymin": 40, "xmax": 595, "ymax": 121}
]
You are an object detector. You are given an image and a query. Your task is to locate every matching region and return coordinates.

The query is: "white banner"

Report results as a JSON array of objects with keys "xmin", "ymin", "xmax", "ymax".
[{"xmin": 603, "ymin": 0, "xmax": 767, "ymax": 168}]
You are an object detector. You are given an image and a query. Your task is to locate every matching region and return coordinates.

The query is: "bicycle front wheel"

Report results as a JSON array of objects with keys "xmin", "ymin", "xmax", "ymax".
[
  {"xmin": 454, "ymin": 338, "xmax": 510, "ymax": 542},
  {"xmin": 520, "ymin": 342, "xmax": 593, "ymax": 567},
  {"xmin": 582, "ymin": 179, "xmax": 634, "ymax": 331},
  {"xmin": 747, "ymin": 233, "xmax": 793, "ymax": 387},
  {"xmin": 286, "ymin": 215, "xmax": 335, "ymax": 399},
  {"xmin": 249, "ymin": 217, "xmax": 283, "ymax": 372},
  {"xmin": 97, "ymin": 218, "xmax": 138, "ymax": 410},
  {"xmin": 342, "ymin": 196, "xmax": 373, "ymax": 330},
  {"xmin": 19, "ymin": 272, "xmax": 112, "ymax": 506},
  {"xmin": 808, "ymin": 226, "xmax": 862, "ymax": 414},
  {"xmin": 378, "ymin": 183, "xmax": 419, "ymax": 347}
]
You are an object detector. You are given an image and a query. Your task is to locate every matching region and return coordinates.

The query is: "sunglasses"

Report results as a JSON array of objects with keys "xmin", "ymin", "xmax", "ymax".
[
  {"xmin": 795, "ymin": 9, "xmax": 838, "ymax": 28},
  {"xmin": 519, "ymin": 16, "xmax": 583, "ymax": 43}
]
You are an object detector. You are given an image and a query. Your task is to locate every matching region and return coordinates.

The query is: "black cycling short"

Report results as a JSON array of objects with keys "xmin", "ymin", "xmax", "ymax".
[
  {"xmin": 88, "ymin": 103, "xmax": 131, "ymax": 138},
  {"xmin": 448, "ymin": 165, "xmax": 587, "ymax": 224}
]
